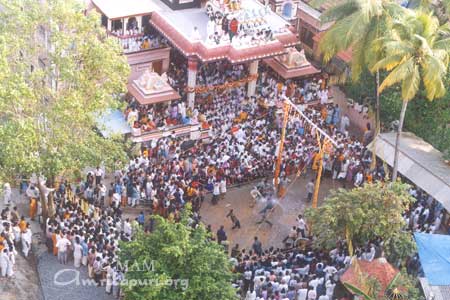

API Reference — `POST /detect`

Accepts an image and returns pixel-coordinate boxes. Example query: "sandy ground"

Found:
[200,171,342,250]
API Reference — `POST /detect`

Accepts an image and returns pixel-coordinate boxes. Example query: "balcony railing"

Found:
[107,30,169,54]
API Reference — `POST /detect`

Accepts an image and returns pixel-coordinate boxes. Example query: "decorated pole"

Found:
[312,133,325,209]
[186,57,198,109]
[274,101,290,188]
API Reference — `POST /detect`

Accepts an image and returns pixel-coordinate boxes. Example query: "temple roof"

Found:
[128,70,180,105]
[91,0,159,19]
[150,0,298,63]
[263,48,321,79]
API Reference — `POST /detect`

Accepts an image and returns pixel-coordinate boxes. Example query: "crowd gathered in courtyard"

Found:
[0,54,448,300]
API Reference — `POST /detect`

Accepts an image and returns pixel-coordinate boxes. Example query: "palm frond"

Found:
[422,55,448,100]
[320,1,359,23]
[371,53,405,72]
[378,57,414,93]
[434,38,450,51]
[400,63,420,101]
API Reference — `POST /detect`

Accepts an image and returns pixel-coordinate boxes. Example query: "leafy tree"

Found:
[371,10,450,180]
[420,0,450,24]
[318,0,405,134]
[118,207,237,300]
[305,182,415,263]
[343,70,450,159]
[0,0,130,219]
[383,231,417,268]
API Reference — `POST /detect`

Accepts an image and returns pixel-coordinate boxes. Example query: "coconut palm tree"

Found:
[318,0,406,135]
[371,10,450,180]
[421,0,450,25]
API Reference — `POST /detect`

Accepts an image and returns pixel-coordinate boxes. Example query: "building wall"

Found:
[126,47,171,82]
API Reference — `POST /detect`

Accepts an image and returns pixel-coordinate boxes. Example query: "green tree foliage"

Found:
[305,182,416,263]
[0,0,130,216]
[343,71,450,159]
[319,0,404,82]
[118,208,237,300]
[420,0,450,24]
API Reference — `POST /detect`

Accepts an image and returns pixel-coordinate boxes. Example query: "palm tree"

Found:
[371,10,450,180]
[318,0,406,135]
[421,0,450,24]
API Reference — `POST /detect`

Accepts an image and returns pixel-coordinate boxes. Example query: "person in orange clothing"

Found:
[366,171,373,184]
[29,197,37,221]
[0,234,5,252]
[52,229,59,256]
[18,216,27,232]
[321,105,328,120]
[26,184,40,221]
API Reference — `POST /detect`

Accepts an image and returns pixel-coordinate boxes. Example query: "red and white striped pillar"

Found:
[247,60,259,97]
[187,57,198,109]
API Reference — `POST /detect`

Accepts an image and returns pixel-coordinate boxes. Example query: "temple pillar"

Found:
[247,60,259,97]
[123,18,128,35]
[187,57,198,109]
[107,19,112,32]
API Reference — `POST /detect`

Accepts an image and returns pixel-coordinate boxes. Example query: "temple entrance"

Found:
[152,60,163,75]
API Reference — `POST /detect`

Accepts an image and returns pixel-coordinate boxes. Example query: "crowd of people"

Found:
[114,33,168,54]
[125,99,193,135]
[1,56,448,300]
[123,60,250,135]
[108,18,169,53]
[229,182,446,300]
[0,204,32,279]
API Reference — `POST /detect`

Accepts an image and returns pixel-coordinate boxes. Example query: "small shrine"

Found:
[263,47,321,79]
[128,69,181,105]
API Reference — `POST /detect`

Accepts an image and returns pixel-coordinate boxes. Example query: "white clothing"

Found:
[21,229,32,257]
[3,184,12,206]
[245,290,256,300]
[0,251,10,277]
[73,243,83,268]
[105,265,113,293]
[220,179,227,194]
[56,237,71,252]
[326,280,335,298]
[297,288,308,300]
[124,221,132,237]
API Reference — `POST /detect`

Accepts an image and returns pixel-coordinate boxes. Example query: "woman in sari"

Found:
[29,197,37,221]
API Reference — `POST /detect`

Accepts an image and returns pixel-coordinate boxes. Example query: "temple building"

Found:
[89,0,321,141]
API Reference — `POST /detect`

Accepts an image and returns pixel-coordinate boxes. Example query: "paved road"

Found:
[37,252,115,300]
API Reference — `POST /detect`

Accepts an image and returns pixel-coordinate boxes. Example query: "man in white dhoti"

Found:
[3,183,12,206]
[21,225,32,257]
[0,248,10,277]
[7,246,16,277]
[73,237,83,268]
[105,262,114,294]
[56,233,71,265]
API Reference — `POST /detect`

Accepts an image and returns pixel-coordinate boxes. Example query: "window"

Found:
[300,27,314,49]
[101,14,108,27]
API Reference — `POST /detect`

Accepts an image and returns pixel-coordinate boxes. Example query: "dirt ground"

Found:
[199,171,343,250]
